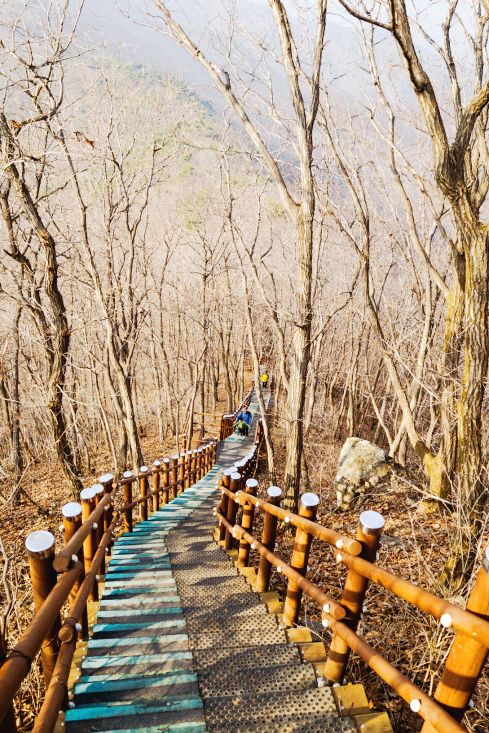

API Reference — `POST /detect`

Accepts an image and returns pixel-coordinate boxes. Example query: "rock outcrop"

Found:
[335,437,403,510]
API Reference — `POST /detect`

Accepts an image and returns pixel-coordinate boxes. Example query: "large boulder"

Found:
[335,437,402,510]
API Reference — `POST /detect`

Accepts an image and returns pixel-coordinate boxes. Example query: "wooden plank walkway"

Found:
[66,387,355,733]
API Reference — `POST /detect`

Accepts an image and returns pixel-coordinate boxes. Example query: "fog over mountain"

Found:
[79,0,366,115]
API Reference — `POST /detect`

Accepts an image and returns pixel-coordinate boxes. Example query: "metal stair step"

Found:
[193,643,300,671]
[186,612,277,634]
[198,662,317,697]
[203,688,349,730]
[188,628,286,649]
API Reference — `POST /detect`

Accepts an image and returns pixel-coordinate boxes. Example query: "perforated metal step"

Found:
[193,643,300,672]
[199,662,317,697]
[189,627,287,649]
[204,688,354,730]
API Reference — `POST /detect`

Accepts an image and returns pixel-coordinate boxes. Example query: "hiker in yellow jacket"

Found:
[261,373,269,388]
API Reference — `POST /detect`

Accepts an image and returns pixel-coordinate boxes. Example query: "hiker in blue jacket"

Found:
[234,409,252,436]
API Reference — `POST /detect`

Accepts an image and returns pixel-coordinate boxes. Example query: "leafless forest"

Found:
[1,0,489,730]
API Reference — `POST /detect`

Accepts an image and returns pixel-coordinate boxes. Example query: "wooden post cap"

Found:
[172,455,179,460]
[267,486,282,499]
[223,468,235,477]
[62,502,82,520]
[80,488,96,502]
[92,483,104,495]
[99,473,114,483]
[139,466,149,473]
[231,472,241,481]
[360,510,385,536]
[25,530,55,559]
[300,492,320,509]
[154,460,161,466]
[163,458,170,464]
[246,479,259,489]
[123,471,133,478]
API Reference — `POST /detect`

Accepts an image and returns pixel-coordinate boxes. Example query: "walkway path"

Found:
[66,388,355,733]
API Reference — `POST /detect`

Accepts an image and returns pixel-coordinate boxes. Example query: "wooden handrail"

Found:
[335,548,489,647]
[53,491,114,571]
[0,562,83,724]
[231,489,362,555]
[1,434,220,731]
[218,475,489,733]
[230,518,466,733]
[326,615,466,733]
[218,513,345,619]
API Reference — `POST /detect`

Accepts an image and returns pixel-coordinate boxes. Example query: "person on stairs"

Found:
[261,372,269,388]
[234,409,252,436]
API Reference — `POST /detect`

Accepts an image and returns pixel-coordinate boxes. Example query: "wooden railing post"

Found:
[197,448,203,480]
[201,446,207,476]
[256,487,283,592]
[282,492,320,627]
[170,456,178,499]
[25,531,60,688]
[153,461,161,512]
[92,483,105,571]
[80,487,98,601]
[139,466,149,521]
[122,471,133,533]
[178,452,186,495]
[420,545,489,730]
[62,502,88,638]
[183,452,190,489]
[190,450,197,485]
[324,509,384,684]
[224,472,241,550]
[218,468,234,541]
[162,458,170,504]
[99,473,114,553]
[238,478,259,567]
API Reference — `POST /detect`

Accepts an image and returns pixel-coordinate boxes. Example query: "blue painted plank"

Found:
[66,697,202,720]
[97,607,182,618]
[99,723,205,733]
[82,652,192,668]
[93,619,186,633]
[104,579,176,588]
[105,571,173,580]
[88,633,188,648]
[102,588,178,597]
[75,671,197,694]
[80,667,192,683]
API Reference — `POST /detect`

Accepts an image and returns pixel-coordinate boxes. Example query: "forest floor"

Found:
[1,389,488,732]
